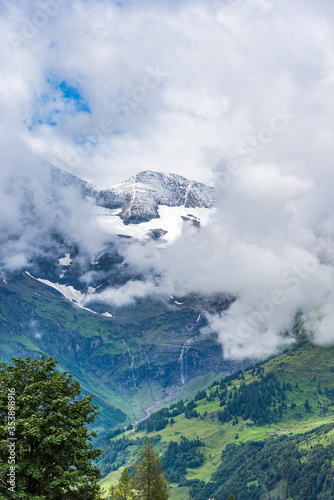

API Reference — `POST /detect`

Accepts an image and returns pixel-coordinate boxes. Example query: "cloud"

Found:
[0,165,107,270]
[117,157,334,358]
[2,0,334,358]
[2,0,333,184]
[84,280,159,308]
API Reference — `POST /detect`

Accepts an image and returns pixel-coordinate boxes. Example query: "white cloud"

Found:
[84,280,159,308]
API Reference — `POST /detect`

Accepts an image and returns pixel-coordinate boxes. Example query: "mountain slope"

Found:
[0,271,239,435]
[97,340,334,499]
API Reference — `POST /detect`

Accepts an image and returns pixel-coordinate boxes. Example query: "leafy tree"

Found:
[133,438,169,499]
[227,495,235,500]
[113,467,136,499]
[0,355,102,499]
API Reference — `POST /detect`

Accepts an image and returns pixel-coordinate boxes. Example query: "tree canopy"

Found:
[0,355,102,499]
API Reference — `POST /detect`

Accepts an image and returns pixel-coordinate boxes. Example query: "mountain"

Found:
[49,165,216,224]
[0,167,235,437]
[21,165,217,307]
[97,339,334,499]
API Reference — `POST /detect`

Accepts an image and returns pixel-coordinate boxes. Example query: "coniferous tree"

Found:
[133,438,169,499]
[227,495,235,500]
[113,467,136,499]
[305,399,311,412]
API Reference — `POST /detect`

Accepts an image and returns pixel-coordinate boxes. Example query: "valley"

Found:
[97,341,334,499]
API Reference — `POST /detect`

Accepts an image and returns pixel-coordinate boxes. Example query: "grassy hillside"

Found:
[98,341,334,499]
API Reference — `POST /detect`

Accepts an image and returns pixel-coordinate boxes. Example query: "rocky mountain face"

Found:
[50,165,216,224]
[0,166,241,434]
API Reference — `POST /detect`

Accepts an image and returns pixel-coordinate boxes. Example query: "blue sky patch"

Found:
[28,77,91,129]
[57,80,91,113]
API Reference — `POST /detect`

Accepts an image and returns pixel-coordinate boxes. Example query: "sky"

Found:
[2,0,334,359]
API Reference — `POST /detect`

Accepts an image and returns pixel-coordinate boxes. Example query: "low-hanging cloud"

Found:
[119,163,334,359]
[84,280,160,309]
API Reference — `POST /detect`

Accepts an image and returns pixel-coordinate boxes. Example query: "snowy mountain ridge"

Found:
[49,165,216,225]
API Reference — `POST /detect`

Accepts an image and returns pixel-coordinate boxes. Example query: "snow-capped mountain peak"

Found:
[90,169,215,224]
[50,166,215,222]
[49,166,216,242]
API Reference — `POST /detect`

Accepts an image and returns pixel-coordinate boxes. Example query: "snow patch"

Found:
[25,272,97,315]
[0,271,7,283]
[58,253,72,266]
[95,205,214,245]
